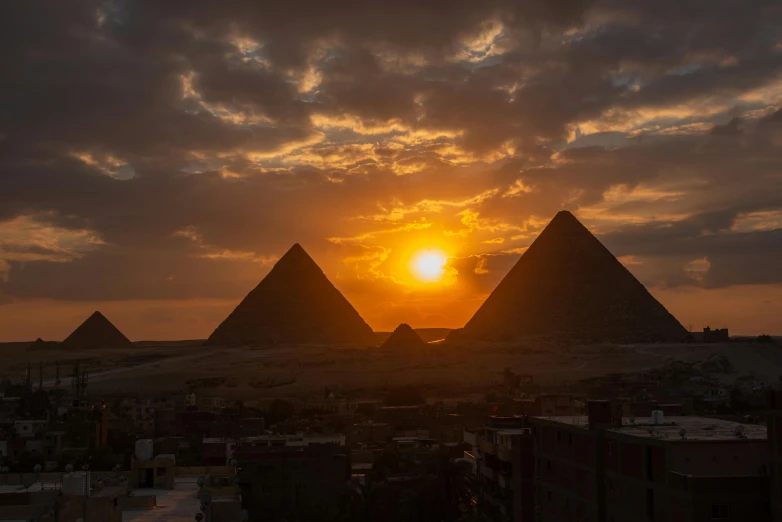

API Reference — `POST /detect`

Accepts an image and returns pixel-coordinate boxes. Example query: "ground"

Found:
[2,339,781,400]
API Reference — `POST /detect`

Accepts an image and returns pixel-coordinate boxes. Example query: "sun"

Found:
[410,249,448,283]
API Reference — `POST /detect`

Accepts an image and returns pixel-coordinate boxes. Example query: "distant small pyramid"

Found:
[27,338,57,351]
[381,324,427,349]
[206,244,374,346]
[61,311,132,350]
[452,211,689,343]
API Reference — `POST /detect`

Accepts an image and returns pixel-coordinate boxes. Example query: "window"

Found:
[261,485,273,494]
[710,504,731,520]
[547,460,551,471]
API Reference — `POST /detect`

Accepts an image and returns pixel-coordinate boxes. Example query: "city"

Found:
[2,0,782,521]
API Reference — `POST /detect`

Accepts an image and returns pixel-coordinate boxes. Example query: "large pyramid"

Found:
[380,323,427,349]
[452,211,689,343]
[61,311,132,349]
[206,244,374,346]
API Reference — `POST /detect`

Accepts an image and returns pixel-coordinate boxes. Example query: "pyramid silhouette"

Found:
[380,323,427,349]
[452,211,689,343]
[27,337,58,351]
[206,244,374,346]
[61,311,132,349]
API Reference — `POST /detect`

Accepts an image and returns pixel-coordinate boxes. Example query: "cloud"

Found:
[0,0,781,337]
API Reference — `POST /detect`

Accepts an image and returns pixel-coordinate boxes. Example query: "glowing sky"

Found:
[1,0,781,340]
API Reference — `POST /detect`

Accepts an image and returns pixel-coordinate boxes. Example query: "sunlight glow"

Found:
[410,249,448,283]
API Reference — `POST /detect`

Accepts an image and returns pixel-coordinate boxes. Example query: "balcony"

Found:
[480,464,497,481]
[498,474,512,489]
[497,445,513,463]
[479,438,497,456]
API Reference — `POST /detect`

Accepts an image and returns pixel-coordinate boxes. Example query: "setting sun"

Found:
[410,249,448,283]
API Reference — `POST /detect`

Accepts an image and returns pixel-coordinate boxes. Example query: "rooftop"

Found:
[532,416,767,441]
[122,478,200,521]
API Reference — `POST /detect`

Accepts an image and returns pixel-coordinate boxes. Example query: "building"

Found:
[236,443,350,521]
[203,433,346,466]
[767,390,782,521]
[303,391,359,415]
[347,421,393,446]
[530,401,770,522]
[693,326,730,343]
[471,416,534,522]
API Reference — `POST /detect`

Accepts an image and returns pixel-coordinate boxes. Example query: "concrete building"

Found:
[236,443,350,521]
[530,401,770,522]
[767,390,782,522]
[524,394,579,417]
[303,393,359,415]
[203,433,346,466]
[470,416,534,522]
[693,326,730,343]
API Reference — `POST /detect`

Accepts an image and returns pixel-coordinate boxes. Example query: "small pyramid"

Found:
[61,311,132,350]
[380,324,427,349]
[28,338,51,351]
[206,244,374,345]
[452,211,689,343]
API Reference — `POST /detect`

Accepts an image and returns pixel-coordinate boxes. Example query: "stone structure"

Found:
[206,243,374,346]
[451,211,689,343]
[61,311,131,350]
[380,323,427,349]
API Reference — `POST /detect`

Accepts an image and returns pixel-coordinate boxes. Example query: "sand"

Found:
[2,339,780,400]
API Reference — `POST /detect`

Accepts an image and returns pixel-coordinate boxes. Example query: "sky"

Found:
[1,0,781,341]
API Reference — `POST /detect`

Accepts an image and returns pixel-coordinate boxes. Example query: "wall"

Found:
[57,496,122,522]
[175,465,235,477]
[0,504,50,519]
[211,499,242,522]
[118,495,157,510]
[666,441,768,476]
[532,421,600,522]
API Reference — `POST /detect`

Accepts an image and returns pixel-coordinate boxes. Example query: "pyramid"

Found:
[27,337,59,351]
[452,211,689,343]
[61,311,132,349]
[206,244,374,346]
[380,323,428,349]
